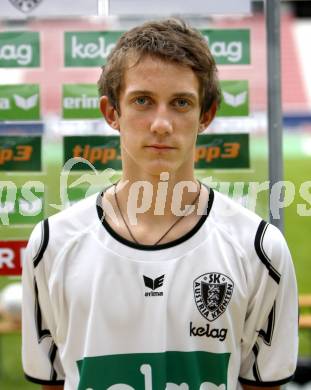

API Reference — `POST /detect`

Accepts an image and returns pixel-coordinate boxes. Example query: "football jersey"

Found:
[22,183,298,390]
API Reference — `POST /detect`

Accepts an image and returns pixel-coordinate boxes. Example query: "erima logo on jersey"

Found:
[143,275,164,297]
[193,273,234,322]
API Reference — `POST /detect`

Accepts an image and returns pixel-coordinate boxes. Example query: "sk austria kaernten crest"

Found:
[193,273,234,322]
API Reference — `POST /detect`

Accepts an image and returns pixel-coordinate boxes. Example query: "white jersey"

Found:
[22,184,298,390]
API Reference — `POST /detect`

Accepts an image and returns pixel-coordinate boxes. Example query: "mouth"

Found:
[145,144,176,150]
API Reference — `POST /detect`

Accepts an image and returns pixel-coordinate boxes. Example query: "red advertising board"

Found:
[0,241,27,276]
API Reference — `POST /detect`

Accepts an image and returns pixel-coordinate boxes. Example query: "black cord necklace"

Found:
[114,181,202,245]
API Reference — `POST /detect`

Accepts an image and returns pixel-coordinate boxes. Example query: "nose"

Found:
[150,106,173,135]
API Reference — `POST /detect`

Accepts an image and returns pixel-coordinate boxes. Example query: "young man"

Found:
[22,19,298,390]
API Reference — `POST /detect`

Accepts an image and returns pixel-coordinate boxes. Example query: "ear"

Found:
[99,96,120,131]
[198,101,217,133]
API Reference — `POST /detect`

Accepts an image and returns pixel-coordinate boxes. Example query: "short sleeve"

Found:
[22,219,65,385]
[239,222,299,386]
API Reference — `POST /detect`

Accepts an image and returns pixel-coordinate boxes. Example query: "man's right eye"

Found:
[134,96,150,106]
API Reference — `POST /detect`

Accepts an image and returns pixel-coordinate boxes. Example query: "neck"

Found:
[114,173,201,226]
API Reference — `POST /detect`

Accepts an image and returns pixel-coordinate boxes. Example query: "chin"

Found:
[143,161,180,177]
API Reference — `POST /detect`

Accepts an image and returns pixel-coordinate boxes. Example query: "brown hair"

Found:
[98,18,221,115]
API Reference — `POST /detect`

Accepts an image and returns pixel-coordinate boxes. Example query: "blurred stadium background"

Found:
[0,1,311,389]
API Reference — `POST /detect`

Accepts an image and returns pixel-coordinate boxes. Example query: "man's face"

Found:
[106,56,214,178]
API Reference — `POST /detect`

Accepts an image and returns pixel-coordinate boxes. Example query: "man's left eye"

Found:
[174,99,190,108]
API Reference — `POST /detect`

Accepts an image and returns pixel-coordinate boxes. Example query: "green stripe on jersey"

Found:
[77,351,230,390]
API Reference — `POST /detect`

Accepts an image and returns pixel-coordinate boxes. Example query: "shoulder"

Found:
[48,192,99,237]
[27,192,100,265]
[209,189,263,245]
[209,189,291,272]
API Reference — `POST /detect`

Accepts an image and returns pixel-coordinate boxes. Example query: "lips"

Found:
[146,144,175,149]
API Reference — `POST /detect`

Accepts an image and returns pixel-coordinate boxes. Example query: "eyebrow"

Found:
[171,92,198,101]
[126,90,198,101]
[126,90,153,98]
